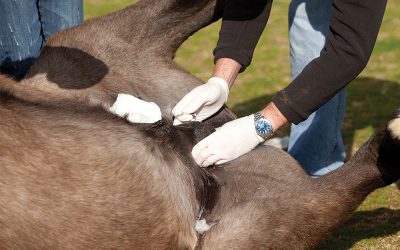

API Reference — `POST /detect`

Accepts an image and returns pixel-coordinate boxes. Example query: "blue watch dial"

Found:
[254,112,274,140]
[255,119,272,134]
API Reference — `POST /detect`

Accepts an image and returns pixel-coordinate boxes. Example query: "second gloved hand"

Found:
[172,77,229,125]
[192,114,264,167]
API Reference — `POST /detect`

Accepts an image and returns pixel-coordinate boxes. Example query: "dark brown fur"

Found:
[0,0,399,249]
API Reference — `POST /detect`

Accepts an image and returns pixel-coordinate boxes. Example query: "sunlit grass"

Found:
[84,0,134,19]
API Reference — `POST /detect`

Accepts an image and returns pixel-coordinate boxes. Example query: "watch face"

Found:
[255,118,272,134]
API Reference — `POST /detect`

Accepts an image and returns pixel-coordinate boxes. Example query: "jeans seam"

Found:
[36,0,45,49]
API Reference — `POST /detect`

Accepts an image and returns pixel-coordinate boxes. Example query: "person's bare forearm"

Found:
[213,58,289,132]
[260,102,289,132]
[213,58,241,88]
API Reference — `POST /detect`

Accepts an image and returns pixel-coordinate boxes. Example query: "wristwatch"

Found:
[254,112,274,140]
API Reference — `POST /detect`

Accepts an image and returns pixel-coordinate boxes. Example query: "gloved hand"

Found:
[108,94,162,123]
[192,114,264,167]
[172,77,229,125]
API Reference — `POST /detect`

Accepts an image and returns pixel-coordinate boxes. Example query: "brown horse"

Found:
[0,0,399,249]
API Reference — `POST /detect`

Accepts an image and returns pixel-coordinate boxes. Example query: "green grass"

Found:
[84,0,400,248]
[84,0,134,18]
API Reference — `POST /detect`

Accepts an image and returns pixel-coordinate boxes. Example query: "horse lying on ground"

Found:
[0,0,399,249]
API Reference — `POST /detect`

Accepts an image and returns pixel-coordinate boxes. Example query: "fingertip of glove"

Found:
[173,119,182,126]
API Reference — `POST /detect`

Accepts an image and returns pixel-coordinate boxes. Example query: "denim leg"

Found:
[288,0,346,176]
[38,0,83,41]
[0,0,43,79]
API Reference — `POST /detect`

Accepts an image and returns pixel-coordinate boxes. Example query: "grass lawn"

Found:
[84,0,400,248]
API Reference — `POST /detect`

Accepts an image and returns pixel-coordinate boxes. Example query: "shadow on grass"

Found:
[231,77,400,154]
[318,208,400,249]
[343,77,400,155]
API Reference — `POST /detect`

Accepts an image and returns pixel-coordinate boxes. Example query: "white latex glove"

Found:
[172,77,229,125]
[192,114,264,167]
[108,94,162,123]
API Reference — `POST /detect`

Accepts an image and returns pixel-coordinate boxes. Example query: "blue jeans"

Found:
[0,0,83,79]
[288,0,346,176]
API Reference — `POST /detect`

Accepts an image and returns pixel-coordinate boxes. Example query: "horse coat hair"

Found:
[0,0,399,249]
